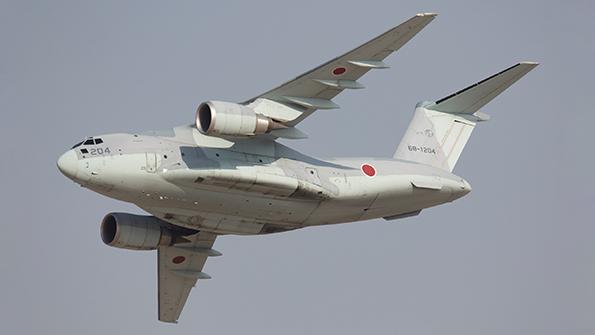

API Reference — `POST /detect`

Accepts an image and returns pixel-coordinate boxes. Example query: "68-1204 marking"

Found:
[407,145,436,154]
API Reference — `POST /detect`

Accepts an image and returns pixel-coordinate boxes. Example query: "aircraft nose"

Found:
[57,150,79,179]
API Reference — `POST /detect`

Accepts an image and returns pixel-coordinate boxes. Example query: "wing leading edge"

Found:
[244,13,437,126]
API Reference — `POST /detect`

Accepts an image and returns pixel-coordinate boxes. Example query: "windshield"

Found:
[72,137,104,149]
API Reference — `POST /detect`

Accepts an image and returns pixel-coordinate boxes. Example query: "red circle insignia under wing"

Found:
[332,67,347,75]
[172,256,186,264]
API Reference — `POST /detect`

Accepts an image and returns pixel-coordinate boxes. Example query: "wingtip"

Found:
[159,318,179,324]
[416,12,438,17]
[520,61,539,66]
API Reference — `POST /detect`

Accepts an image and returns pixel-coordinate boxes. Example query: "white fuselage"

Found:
[57,126,470,235]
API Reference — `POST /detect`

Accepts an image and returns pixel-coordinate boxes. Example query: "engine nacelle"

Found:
[196,100,283,136]
[100,213,173,250]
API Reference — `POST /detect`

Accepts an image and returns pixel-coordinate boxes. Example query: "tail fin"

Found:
[394,62,538,171]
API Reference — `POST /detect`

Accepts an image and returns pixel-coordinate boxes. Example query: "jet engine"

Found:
[196,100,284,136]
[100,213,173,250]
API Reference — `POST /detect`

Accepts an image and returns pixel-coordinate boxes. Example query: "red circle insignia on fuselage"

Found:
[332,67,347,75]
[172,256,186,264]
[361,164,376,177]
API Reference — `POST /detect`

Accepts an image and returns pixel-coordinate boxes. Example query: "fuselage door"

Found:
[146,153,160,173]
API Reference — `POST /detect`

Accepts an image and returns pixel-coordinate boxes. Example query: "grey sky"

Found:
[1,0,594,334]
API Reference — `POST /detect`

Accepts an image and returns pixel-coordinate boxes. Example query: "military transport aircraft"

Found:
[57,13,537,323]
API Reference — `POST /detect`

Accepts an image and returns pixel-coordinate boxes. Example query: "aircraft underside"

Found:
[134,162,468,235]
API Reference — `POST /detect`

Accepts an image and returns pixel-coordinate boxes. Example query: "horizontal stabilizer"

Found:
[428,62,538,114]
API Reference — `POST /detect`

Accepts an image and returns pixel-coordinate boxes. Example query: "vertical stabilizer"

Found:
[394,62,538,171]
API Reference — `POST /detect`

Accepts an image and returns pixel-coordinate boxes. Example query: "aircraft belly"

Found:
[137,186,320,235]
[80,145,465,234]
[358,175,462,220]
[163,166,333,200]
[305,173,456,224]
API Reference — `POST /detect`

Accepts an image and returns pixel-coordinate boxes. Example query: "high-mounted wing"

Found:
[244,13,437,126]
[158,231,220,323]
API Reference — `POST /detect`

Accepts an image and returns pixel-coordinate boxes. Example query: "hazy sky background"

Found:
[1,0,594,334]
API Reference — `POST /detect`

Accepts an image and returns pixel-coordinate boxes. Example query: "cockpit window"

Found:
[73,137,103,148]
